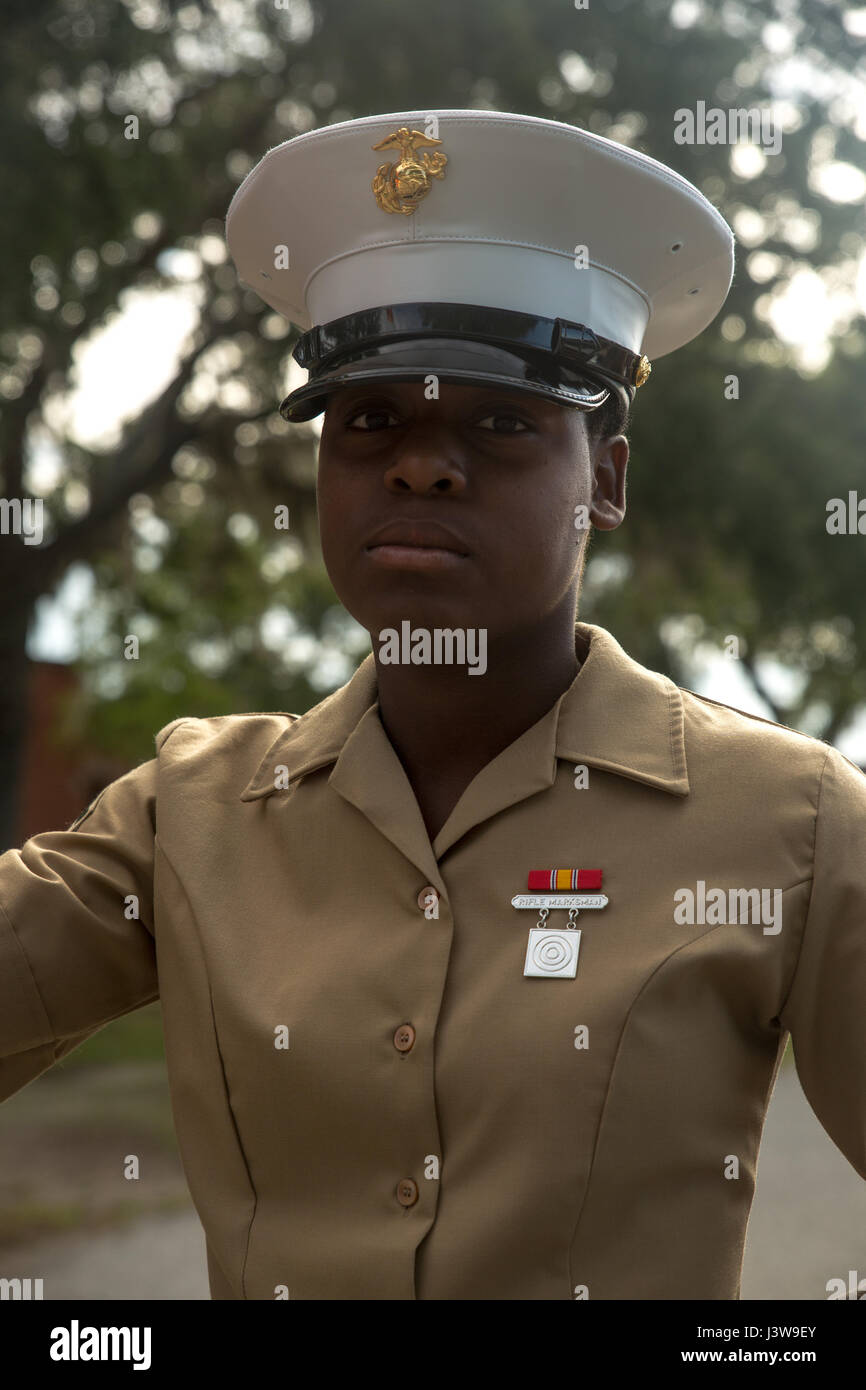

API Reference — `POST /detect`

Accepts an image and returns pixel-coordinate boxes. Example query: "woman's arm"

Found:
[779,745,866,1181]
[0,727,182,1102]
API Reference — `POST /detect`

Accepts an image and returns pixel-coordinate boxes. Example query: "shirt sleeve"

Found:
[779,744,866,1180]
[0,722,184,1103]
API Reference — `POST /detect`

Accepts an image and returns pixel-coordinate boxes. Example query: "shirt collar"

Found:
[239,621,689,803]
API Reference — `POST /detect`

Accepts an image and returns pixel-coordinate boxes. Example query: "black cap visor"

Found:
[279,338,612,423]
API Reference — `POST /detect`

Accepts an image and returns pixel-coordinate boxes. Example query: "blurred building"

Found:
[15,660,131,844]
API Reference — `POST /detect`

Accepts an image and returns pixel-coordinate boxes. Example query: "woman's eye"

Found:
[346,408,398,431]
[476,414,530,433]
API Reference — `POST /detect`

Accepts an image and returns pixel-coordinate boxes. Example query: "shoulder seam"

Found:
[154,712,301,755]
[678,685,827,743]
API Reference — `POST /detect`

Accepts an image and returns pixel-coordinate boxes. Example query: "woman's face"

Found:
[316,380,627,644]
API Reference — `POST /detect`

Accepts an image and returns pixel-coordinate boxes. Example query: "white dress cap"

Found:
[226,109,735,418]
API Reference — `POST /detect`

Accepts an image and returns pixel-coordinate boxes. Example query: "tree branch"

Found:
[738,652,786,725]
[16,319,226,601]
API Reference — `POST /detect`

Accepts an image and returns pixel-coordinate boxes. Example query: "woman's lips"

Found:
[364,543,468,571]
[363,520,470,571]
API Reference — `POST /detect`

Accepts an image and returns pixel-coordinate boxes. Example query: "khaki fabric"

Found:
[1,622,864,1299]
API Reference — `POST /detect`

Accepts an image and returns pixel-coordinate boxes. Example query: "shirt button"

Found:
[397,1178,419,1207]
[393,1024,416,1053]
[417,885,440,914]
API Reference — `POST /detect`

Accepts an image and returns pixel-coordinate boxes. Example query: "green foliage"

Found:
[54,1000,166,1066]
[587,345,866,738]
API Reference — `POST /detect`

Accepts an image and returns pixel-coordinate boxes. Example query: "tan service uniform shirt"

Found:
[1,622,864,1300]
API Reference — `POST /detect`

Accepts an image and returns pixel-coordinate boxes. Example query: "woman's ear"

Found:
[589,435,628,531]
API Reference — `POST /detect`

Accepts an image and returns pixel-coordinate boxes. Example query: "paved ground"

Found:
[1,1060,864,1299]
[740,1062,866,1300]
[2,1209,210,1299]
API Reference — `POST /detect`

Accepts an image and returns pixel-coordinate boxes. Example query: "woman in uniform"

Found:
[1,110,864,1301]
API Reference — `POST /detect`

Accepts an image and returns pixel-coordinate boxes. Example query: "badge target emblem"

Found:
[524,927,581,979]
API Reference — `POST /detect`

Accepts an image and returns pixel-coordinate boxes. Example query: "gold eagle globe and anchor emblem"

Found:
[371,127,448,215]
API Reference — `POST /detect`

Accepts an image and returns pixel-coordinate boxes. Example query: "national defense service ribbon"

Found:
[527,869,602,892]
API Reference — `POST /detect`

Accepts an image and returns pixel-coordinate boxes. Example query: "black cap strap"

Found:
[292,302,651,393]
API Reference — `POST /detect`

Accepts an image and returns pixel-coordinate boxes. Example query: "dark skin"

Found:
[317,380,629,841]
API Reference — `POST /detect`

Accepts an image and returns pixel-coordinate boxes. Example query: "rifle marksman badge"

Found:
[512,870,608,978]
[371,127,448,215]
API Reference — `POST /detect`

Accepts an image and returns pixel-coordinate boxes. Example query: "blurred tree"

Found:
[0,0,864,845]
